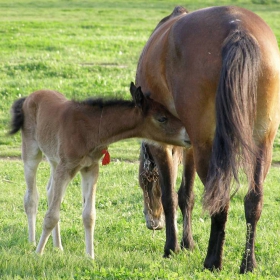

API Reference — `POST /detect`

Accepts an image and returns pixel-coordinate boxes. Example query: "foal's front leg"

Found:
[80,163,99,259]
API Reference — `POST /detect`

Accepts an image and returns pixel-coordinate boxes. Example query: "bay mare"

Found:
[136,6,280,273]
[9,82,189,259]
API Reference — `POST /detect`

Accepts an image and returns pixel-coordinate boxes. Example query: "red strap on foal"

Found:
[101,149,111,165]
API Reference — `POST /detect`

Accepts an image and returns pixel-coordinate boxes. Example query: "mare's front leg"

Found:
[240,143,272,273]
[80,163,99,259]
[149,144,180,257]
[36,163,73,255]
[22,138,42,246]
[178,147,195,250]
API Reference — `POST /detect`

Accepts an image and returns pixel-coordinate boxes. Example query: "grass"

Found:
[0,0,280,279]
[1,160,280,279]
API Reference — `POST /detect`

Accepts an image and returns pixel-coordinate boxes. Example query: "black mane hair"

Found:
[75,97,136,109]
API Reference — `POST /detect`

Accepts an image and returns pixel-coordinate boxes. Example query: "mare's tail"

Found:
[9,97,26,135]
[203,29,261,215]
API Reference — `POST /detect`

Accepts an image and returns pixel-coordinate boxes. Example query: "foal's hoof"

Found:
[86,253,94,260]
[28,239,36,247]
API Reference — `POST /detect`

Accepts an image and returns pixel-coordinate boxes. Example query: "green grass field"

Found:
[1,0,280,279]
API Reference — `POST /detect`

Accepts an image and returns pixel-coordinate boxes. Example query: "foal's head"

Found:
[130,82,189,147]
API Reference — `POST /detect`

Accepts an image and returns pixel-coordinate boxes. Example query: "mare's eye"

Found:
[157,116,167,123]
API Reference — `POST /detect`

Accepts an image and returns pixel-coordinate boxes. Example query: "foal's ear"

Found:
[130,82,144,108]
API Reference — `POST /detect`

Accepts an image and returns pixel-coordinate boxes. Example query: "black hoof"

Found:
[240,262,255,274]
[204,260,222,272]
[180,239,195,251]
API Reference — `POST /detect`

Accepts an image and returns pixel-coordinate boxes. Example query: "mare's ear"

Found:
[130,82,144,108]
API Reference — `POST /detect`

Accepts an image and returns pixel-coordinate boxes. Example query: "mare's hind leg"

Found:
[80,163,99,259]
[194,144,229,271]
[203,165,229,270]
[36,163,73,255]
[204,206,229,270]
[240,142,272,273]
[22,139,42,245]
[178,147,195,250]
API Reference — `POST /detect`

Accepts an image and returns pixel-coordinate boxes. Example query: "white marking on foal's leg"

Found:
[80,164,99,259]
[52,221,63,251]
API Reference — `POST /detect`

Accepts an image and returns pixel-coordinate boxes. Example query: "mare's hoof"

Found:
[163,246,180,258]
[240,254,256,274]
[180,239,195,251]
[240,262,255,274]
[204,266,221,273]
[163,253,172,258]
[204,259,222,272]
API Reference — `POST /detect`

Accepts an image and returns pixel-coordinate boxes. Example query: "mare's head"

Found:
[138,143,165,230]
[139,144,182,230]
[130,82,189,147]
[140,167,165,230]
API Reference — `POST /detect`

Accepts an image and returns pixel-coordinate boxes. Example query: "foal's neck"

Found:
[97,105,144,145]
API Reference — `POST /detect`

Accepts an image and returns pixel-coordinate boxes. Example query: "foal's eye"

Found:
[157,116,167,123]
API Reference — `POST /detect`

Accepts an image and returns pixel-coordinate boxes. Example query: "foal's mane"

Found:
[77,98,136,109]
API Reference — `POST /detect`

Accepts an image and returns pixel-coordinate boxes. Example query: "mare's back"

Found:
[137,6,280,137]
[167,6,280,133]
[137,6,280,103]
[168,6,279,83]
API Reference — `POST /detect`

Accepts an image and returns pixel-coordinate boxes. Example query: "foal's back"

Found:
[23,89,67,129]
[22,90,71,160]
[23,90,104,163]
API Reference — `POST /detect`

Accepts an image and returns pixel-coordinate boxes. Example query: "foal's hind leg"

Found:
[22,139,42,245]
[178,147,195,250]
[240,142,272,273]
[45,161,63,250]
[80,163,99,259]
[36,163,73,255]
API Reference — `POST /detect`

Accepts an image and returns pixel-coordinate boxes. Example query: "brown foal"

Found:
[9,82,189,258]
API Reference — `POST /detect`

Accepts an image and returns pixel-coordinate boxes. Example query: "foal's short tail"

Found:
[9,97,26,135]
[203,29,261,215]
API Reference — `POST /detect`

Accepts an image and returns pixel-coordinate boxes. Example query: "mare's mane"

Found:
[154,6,188,31]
